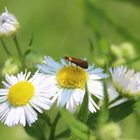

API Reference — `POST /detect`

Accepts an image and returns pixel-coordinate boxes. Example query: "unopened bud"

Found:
[120,42,136,59]
[112,58,126,66]
[2,57,21,75]
[111,44,122,58]
[24,50,43,70]
[99,122,121,140]
[0,8,20,37]
[94,57,106,67]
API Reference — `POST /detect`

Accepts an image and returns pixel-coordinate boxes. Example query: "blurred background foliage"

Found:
[0,0,140,139]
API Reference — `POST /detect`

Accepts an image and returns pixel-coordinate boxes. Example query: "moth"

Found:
[64,56,88,69]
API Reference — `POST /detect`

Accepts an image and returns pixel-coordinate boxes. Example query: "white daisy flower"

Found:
[37,56,108,113]
[107,84,128,107]
[110,66,140,98]
[0,8,19,37]
[0,71,52,127]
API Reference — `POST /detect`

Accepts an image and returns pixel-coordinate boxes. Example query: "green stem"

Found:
[55,129,71,139]
[77,82,89,122]
[48,112,61,140]
[0,38,12,56]
[13,35,22,57]
[40,113,52,127]
[28,33,34,47]
[109,95,122,106]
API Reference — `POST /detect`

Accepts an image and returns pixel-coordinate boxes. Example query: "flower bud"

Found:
[2,57,21,75]
[120,42,136,59]
[112,58,126,66]
[94,57,106,67]
[111,42,136,60]
[111,44,122,58]
[99,122,121,140]
[0,8,19,37]
[24,50,43,70]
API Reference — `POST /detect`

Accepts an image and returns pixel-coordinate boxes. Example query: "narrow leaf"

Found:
[109,98,140,122]
[87,98,140,130]
[55,129,71,139]
[24,117,46,140]
[78,82,89,122]
[28,33,34,47]
[0,37,12,56]
[61,109,91,140]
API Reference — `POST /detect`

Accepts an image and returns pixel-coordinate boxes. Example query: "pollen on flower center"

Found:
[57,66,88,89]
[8,81,34,106]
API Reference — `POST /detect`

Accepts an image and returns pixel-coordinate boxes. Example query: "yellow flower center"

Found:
[8,81,34,106]
[57,66,88,89]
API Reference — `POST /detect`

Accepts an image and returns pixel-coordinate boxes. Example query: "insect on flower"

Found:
[64,56,88,69]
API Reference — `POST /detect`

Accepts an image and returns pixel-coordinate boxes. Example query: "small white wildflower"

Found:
[38,56,108,113]
[110,66,140,98]
[0,8,19,37]
[0,71,52,127]
[107,84,128,107]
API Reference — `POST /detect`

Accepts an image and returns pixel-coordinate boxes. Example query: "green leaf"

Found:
[61,109,91,140]
[0,37,12,56]
[24,117,46,140]
[86,74,109,130]
[87,98,140,130]
[39,112,52,127]
[78,82,89,123]
[48,112,61,140]
[109,98,140,122]
[135,98,140,110]
[55,129,71,139]
[87,112,99,130]
[28,33,34,47]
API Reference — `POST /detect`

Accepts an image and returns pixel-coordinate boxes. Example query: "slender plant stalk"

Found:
[109,95,122,106]
[48,112,61,140]
[28,33,34,47]
[40,113,52,127]
[55,129,71,139]
[12,35,22,57]
[0,38,12,56]
[77,82,89,122]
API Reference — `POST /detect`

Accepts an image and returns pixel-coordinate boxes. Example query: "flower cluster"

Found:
[1,55,140,127]
[0,8,140,131]
[0,56,108,127]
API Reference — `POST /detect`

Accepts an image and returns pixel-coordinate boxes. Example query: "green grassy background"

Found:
[0,0,140,139]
